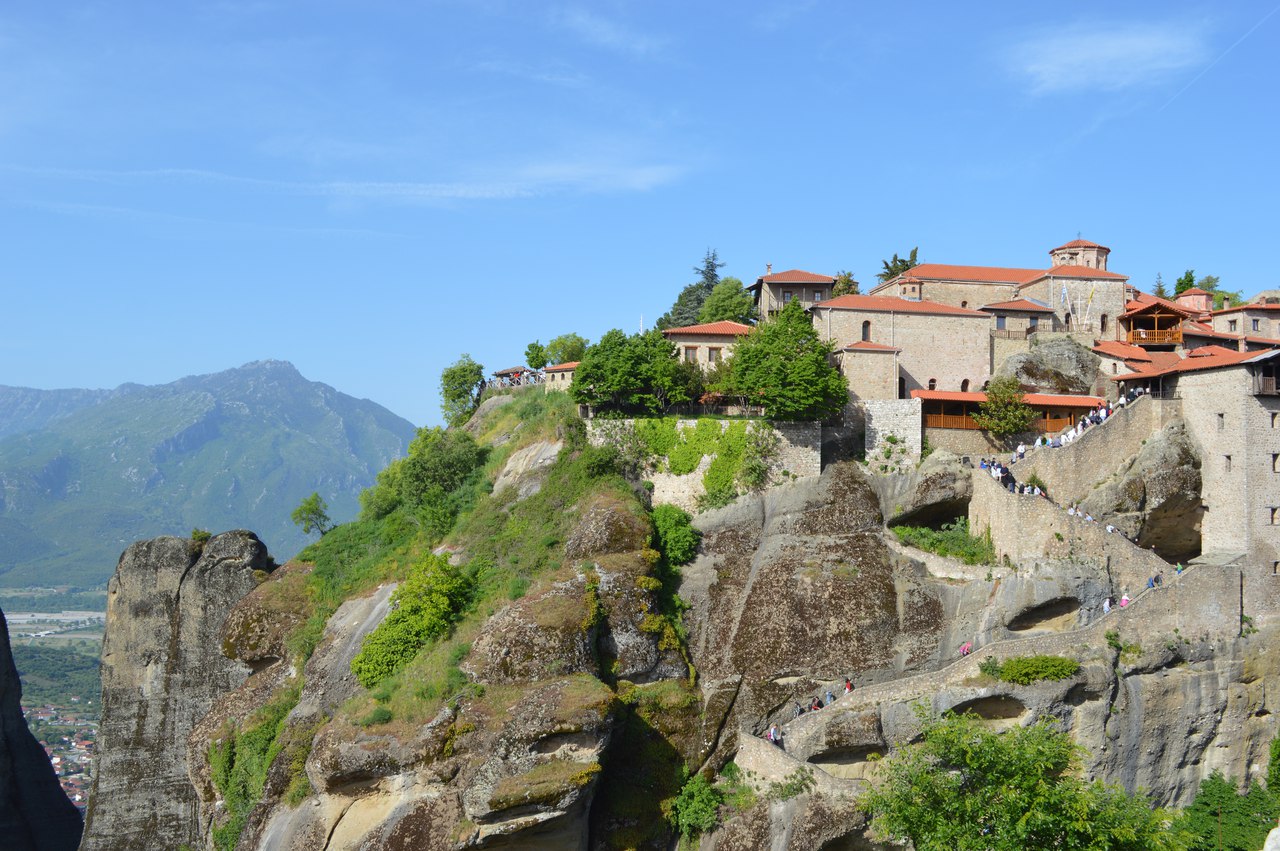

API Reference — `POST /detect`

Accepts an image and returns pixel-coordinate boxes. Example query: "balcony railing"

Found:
[1127,328,1182,345]
[923,414,1075,432]
[1256,376,1280,396]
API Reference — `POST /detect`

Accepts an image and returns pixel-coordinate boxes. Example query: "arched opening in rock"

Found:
[949,695,1027,730]
[1007,597,1080,633]
[808,745,885,781]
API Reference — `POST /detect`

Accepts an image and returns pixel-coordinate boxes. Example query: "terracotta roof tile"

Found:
[1112,348,1278,381]
[1092,341,1153,362]
[814,294,990,317]
[756,269,835,284]
[981,298,1055,313]
[545,361,579,372]
[910,389,1103,407]
[661,320,754,336]
[1052,238,1108,251]
[1178,287,1212,296]
[841,341,900,352]
[1036,264,1129,280]
[895,264,1043,285]
[1212,302,1280,315]
[1188,345,1237,358]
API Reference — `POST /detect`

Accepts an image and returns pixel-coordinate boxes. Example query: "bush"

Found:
[670,773,722,839]
[890,518,996,565]
[398,427,485,508]
[359,706,393,727]
[652,505,701,566]
[350,553,476,688]
[987,655,1081,685]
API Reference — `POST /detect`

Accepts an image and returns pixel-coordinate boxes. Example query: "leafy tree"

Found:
[546,332,589,365]
[1178,771,1277,851]
[571,329,700,414]
[651,504,701,565]
[291,492,333,536]
[1152,273,1169,300]
[877,247,919,283]
[398,427,484,508]
[524,340,549,370]
[972,375,1037,437]
[670,773,723,839]
[832,270,859,297]
[1175,269,1198,295]
[725,300,847,421]
[863,710,1189,851]
[698,276,757,324]
[657,249,725,329]
[1174,270,1242,309]
[440,353,485,428]
[571,329,644,411]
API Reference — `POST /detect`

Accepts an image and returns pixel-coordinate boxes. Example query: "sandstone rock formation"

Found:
[872,449,972,527]
[81,531,273,851]
[997,336,1101,395]
[0,608,82,851]
[1079,419,1203,560]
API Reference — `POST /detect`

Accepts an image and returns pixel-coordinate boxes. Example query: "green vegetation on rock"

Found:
[651,505,700,566]
[1178,770,1278,851]
[977,654,1081,685]
[890,518,996,565]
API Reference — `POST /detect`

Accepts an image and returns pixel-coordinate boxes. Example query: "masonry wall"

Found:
[1012,396,1180,505]
[860,398,922,467]
[1211,308,1278,338]
[923,427,1035,458]
[990,333,1030,376]
[544,370,574,392]
[839,349,897,400]
[667,333,740,370]
[890,280,1016,310]
[816,309,991,394]
[1019,278,1127,336]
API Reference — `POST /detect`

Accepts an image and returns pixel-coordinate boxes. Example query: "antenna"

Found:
[639,314,645,334]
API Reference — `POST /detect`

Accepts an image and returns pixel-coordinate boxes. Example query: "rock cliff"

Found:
[997,336,1101,395]
[81,531,273,851]
[0,608,82,851]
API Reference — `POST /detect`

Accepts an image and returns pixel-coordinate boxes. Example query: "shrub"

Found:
[359,706,393,727]
[890,519,996,565]
[670,773,722,839]
[398,427,485,508]
[652,505,701,566]
[992,655,1081,685]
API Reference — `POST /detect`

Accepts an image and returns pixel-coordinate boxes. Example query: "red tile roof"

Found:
[545,361,579,372]
[661,320,754,336]
[1112,348,1278,381]
[1212,302,1280,315]
[895,264,1043,285]
[1188,345,1237,358]
[1052,238,1108,251]
[1121,296,1197,319]
[756,269,835,284]
[814,294,990,317]
[1178,287,1212,296]
[1092,341,1153,362]
[981,298,1055,313]
[911,389,1103,407]
[841,340,900,352]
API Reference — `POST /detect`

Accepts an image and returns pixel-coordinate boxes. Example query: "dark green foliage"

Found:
[670,773,722,839]
[525,340,549,370]
[864,710,1189,850]
[546,332,589,366]
[725,300,846,421]
[12,643,101,713]
[657,249,725,330]
[972,375,1037,437]
[359,706,394,727]
[440,353,486,427]
[1269,734,1280,794]
[984,655,1081,685]
[1175,270,1197,294]
[291,492,333,536]
[0,590,106,611]
[398,428,484,508]
[1173,270,1241,309]
[191,528,212,546]
[1152,273,1169,300]
[571,330,701,415]
[890,518,996,565]
[350,553,476,688]
[832,270,859,297]
[209,683,301,851]
[877,247,919,282]
[651,505,700,565]
[1179,771,1278,851]
[698,276,756,325]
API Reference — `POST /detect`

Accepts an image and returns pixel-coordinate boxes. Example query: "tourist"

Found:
[1154,572,1163,588]
[844,677,854,695]
[1103,597,1112,614]
[1175,562,1184,577]
[1120,593,1130,607]
[1146,576,1155,589]
[793,701,805,718]
[1016,442,1027,459]
[824,690,835,706]
[810,697,823,712]
[1106,524,1117,534]
[768,724,782,747]
[959,641,973,657]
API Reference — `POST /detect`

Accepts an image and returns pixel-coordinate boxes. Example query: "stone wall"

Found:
[991,333,1032,376]
[587,418,821,512]
[859,399,921,467]
[667,333,741,371]
[838,349,897,400]
[1013,396,1181,505]
[923,427,1035,458]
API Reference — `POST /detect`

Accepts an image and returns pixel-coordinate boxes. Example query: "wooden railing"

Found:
[1257,376,1279,396]
[924,414,1077,432]
[1127,328,1182,344]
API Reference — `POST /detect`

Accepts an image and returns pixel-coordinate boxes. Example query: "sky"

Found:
[3,1,1279,426]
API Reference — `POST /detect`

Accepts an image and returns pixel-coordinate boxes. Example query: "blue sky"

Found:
[3,1,1278,426]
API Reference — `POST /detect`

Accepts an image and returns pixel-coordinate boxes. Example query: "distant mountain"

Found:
[0,361,418,588]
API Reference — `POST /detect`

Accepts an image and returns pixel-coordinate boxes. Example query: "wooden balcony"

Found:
[923,414,1074,432]
[1126,328,1182,345]
[1256,376,1280,396]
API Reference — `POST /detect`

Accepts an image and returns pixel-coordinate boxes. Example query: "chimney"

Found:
[766,263,772,275]
[1223,296,1232,309]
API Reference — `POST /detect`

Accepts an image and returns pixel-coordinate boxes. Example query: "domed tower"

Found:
[1049,238,1110,270]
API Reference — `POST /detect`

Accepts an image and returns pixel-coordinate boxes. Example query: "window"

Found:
[960,301,968,308]
[1029,317,1039,331]
[1225,455,1232,472]
[1100,314,1109,334]
[996,315,1007,330]
[1273,412,1280,428]
[1273,561,1279,576]
[1217,413,1225,430]
[783,291,794,303]
[1272,507,1279,525]
[1254,319,1262,332]
[1112,363,1118,374]
[928,378,938,390]
[684,347,698,363]
[1229,319,1238,332]
[813,290,824,301]
[1065,313,1072,330]
[707,347,721,363]
[861,320,871,342]
[898,376,906,399]
[961,379,970,392]
[1273,453,1279,472]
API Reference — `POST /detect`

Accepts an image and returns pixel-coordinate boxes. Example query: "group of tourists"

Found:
[767,678,857,748]
[979,458,1046,497]
[1030,387,1149,449]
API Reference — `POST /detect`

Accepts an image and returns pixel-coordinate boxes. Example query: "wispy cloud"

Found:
[551,8,665,57]
[472,58,589,88]
[1,159,683,202]
[1011,22,1208,94]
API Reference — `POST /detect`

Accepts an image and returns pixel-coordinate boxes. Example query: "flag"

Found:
[1086,284,1096,306]
[1061,282,1068,307]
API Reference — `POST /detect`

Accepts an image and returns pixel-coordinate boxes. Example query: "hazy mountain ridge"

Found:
[0,361,417,587]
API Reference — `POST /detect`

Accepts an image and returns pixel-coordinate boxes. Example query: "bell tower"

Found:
[1049,238,1110,270]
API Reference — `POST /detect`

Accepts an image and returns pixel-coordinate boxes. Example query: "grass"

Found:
[890,518,996,566]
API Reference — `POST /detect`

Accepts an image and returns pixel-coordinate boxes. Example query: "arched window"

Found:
[1065,312,1072,330]
[960,300,968,308]
[1100,314,1109,334]
[861,320,871,342]
[898,376,906,399]
[961,379,970,392]
[928,378,937,390]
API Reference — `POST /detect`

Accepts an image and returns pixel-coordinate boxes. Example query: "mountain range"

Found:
[0,360,417,588]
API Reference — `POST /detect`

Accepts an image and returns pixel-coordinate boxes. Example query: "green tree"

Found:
[832,270,859,297]
[863,711,1189,851]
[697,276,756,324]
[1175,269,1198,295]
[1179,771,1277,851]
[972,375,1037,437]
[877,247,919,283]
[291,492,333,536]
[651,504,701,565]
[571,329,699,414]
[1174,270,1242,309]
[670,773,722,840]
[525,340,549,370]
[726,300,847,421]
[440,354,485,428]
[657,249,725,329]
[546,332,589,365]
[398,427,484,508]
[1152,273,1169,300]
